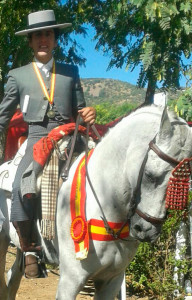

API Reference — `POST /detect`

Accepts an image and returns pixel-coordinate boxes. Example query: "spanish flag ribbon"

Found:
[70,150,129,260]
[70,150,94,260]
[32,60,56,105]
[88,219,129,241]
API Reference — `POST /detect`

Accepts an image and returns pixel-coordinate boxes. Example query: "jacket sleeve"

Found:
[71,66,86,120]
[0,72,19,133]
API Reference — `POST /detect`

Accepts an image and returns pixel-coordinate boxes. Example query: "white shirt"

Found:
[34,57,53,78]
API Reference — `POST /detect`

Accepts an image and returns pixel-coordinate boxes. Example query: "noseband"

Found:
[135,139,191,225]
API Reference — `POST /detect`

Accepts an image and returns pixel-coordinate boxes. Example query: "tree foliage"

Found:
[95,102,137,124]
[167,68,192,121]
[66,0,192,102]
[168,88,192,121]
[126,210,192,299]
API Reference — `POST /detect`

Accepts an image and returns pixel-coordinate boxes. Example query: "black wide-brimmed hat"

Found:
[15,10,72,36]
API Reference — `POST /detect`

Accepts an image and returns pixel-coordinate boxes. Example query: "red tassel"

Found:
[165,158,192,210]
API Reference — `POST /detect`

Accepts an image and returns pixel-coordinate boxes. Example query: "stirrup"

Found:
[24,254,40,279]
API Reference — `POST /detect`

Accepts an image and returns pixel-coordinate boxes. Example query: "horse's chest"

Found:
[93,242,127,267]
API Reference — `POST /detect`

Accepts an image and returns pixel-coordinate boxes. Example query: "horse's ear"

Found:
[157,107,173,142]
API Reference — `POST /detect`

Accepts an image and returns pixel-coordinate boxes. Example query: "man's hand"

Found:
[78,107,96,125]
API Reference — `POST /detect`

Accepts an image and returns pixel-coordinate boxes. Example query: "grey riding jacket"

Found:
[0,61,86,131]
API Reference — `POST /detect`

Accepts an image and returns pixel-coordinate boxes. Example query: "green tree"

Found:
[167,67,192,121]
[66,0,192,103]
[168,88,192,121]
[95,102,137,124]
[126,210,192,299]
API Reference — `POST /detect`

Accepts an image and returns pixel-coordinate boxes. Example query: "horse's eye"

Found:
[145,171,156,183]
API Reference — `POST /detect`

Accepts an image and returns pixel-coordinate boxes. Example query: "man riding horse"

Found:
[0,9,96,278]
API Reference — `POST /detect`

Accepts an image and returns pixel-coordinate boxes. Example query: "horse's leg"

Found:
[94,272,125,300]
[0,230,10,300]
[117,273,126,300]
[6,248,23,300]
[56,267,88,300]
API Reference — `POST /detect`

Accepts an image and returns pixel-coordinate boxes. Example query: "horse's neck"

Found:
[86,116,159,221]
[93,113,160,177]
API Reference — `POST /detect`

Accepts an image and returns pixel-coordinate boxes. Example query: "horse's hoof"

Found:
[24,254,40,279]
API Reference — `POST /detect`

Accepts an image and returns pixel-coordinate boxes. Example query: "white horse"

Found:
[0,105,192,300]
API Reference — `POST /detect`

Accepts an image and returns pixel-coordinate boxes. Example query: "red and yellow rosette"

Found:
[71,216,88,242]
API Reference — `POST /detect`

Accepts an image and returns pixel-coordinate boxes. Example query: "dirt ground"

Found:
[5,246,149,300]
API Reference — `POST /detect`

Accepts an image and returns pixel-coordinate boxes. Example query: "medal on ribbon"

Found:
[32,60,56,118]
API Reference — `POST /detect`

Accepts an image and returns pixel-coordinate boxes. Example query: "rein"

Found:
[61,115,102,181]
[60,115,126,240]
[149,141,180,166]
[84,124,128,240]
[61,114,81,181]
[58,115,117,236]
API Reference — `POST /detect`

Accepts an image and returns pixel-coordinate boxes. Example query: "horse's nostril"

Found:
[134,224,142,232]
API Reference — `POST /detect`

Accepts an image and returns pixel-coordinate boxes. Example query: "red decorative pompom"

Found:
[70,216,87,242]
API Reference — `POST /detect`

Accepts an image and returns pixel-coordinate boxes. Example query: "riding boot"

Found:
[13,220,41,252]
[13,220,41,278]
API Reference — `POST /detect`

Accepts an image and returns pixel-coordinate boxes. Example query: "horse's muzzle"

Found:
[129,213,162,243]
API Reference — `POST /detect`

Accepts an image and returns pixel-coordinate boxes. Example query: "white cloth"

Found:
[34,57,53,78]
[0,206,5,232]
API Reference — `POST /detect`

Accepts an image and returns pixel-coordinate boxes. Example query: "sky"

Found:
[70,25,191,88]
[70,25,140,86]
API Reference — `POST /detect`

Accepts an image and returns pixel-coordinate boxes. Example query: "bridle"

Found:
[135,138,187,225]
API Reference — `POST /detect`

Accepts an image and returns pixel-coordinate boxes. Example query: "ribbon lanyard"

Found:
[32,60,56,106]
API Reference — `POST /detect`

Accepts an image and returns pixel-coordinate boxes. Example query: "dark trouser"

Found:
[10,120,60,222]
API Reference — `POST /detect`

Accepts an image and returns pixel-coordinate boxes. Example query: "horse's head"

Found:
[129,107,192,242]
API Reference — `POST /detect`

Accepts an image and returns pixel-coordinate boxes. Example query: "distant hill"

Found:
[81,78,146,106]
[81,78,183,106]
